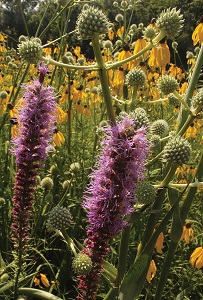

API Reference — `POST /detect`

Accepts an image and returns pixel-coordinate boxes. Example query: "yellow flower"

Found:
[117,25,125,39]
[155,232,164,254]
[189,246,203,268]
[34,273,50,289]
[146,260,157,283]
[185,123,197,138]
[117,44,132,70]
[108,29,114,41]
[192,16,203,45]
[180,222,194,244]
[53,129,65,147]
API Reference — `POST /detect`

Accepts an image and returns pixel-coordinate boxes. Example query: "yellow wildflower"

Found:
[189,246,203,269]
[146,260,157,283]
[192,16,203,45]
[180,222,194,244]
[53,129,65,147]
[34,273,50,289]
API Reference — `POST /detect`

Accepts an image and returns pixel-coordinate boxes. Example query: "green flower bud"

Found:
[0,273,10,282]
[156,8,184,39]
[0,91,8,99]
[191,89,203,112]
[90,86,98,94]
[143,26,156,40]
[50,165,60,176]
[115,40,122,47]
[70,162,81,173]
[46,206,73,231]
[168,93,179,106]
[77,58,85,65]
[150,119,169,136]
[149,134,160,146]
[129,108,150,130]
[115,14,123,22]
[113,1,119,7]
[135,180,156,205]
[121,1,128,9]
[40,177,54,190]
[75,5,110,40]
[103,40,113,49]
[0,197,5,208]
[157,75,178,95]
[45,193,53,203]
[125,67,146,87]
[162,135,191,165]
[62,180,71,190]
[72,253,93,275]
[18,37,43,64]
[62,55,74,64]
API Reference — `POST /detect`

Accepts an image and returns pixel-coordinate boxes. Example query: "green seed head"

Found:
[157,75,178,95]
[70,162,81,173]
[46,206,73,232]
[156,8,184,39]
[0,91,8,100]
[191,89,203,112]
[125,67,146,87]
[168,93,179,106]
[135,180,156,205]
[129,108,150,130]
[75,5,111,40]
[162,135,191,165]
[18,37,43,64]
[40,177,54,190]
[150,119,169,136]
[143,26,157,40]
[72,253,93,275]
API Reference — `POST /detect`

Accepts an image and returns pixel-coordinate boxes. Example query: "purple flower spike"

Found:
[10,64,56,252]
[77,117,150,299]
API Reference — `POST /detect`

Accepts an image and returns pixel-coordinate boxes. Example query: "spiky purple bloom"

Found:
[11,63,56,252]
[77,117,150,300]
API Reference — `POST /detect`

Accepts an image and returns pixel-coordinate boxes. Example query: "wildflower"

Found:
[34,273,50,289]
[146,259,157,283]
[180,222,194,244]
[10,63,57,252]
[192,15,203,45]
[117,44,132,70]
[150,119,169,136]
[46,206,73,232]
[72,253,93,275]
[53,129,65,147]
[18,36,43,64]
[189,246,203,268]
[77,117,149,299]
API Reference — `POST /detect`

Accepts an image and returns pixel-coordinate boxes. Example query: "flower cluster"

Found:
[11,63,56,252]
[77,117,150,299]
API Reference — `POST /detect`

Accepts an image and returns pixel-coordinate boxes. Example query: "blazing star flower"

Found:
[10,63,56,252]
[77,117,150,300]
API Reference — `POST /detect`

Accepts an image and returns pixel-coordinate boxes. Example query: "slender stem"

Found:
[91,34,116,124]
[17,0,30,37]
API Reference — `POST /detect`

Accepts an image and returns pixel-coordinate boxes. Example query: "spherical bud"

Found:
[77,58,85,65]
[125,67,146,87]
[18,37,43,64]
[130,24,137,31]
[138,23,144,29]
[194,47,200,55]
[62,180,71,190]
[45,193,53,203]
[115,14,123,22]
[143,26,156,40]
[40,177,54,190]
[46,206,73,231]
[72,253,93,275]
[150,119,169,136]
[0,197,5,208]
[168,93,179,106]
[129,108,150,130]
[156,8,184,39]
[90,86,98,94]
[172,41,178,50]
[0,91,8,99]
[75,5,111,40]
[18,35,28,43]
[162,135,191,165]
[50,165,60,176]
[149,134,160,146]
[186,51,194,59]
[115,40,122,48]
[135,180,156,205]
[0,273,10,283]
[103,40,113,49]
[62,55,74,64]
[121,1,128,9]
[157,75,178,95]
[113,1,119,7]
[191,89,203,112]
[70,162,81,173]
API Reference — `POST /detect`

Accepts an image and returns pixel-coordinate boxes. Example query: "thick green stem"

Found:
[91,34,116,124]
[115,225,131,287]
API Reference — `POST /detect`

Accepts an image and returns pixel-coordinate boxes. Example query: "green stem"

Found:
[91,34,116,124]
[60,227,78,256]
[115,225,131,287]
[18,288,63,300]
[17,0,30,37]
[130,86,138,111]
